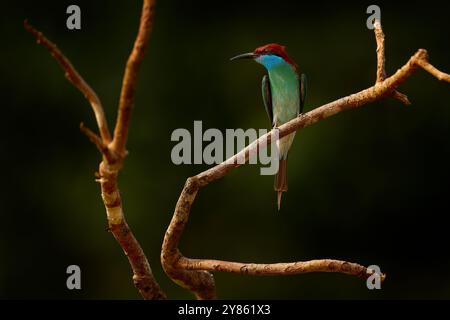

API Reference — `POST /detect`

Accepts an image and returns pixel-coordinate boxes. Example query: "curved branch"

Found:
[161,21,450,299]
[24,20,111,144]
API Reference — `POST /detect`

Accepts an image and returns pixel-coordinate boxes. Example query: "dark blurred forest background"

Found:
[1,0,449,299]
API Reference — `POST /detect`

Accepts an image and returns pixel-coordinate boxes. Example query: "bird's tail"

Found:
[274,159,288,211]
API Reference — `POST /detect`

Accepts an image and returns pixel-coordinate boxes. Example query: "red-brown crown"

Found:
[254,43,298,70]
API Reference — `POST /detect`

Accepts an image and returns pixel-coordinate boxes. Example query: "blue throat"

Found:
[255,54,291,71]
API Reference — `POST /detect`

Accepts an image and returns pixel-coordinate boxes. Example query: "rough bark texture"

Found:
[26,0,166,300]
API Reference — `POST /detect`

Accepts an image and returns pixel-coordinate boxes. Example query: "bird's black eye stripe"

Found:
[263,49,281,57]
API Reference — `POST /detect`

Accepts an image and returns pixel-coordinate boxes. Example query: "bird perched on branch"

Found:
[231,43,307,210]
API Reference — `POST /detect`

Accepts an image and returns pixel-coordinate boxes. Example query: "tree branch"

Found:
[417,58,450,82]
[161,21,450,299]
[374,19,411,105]
[25,0,165,300]
[112,0,155,157]
[178,257,384,280]
[24,20,111,143]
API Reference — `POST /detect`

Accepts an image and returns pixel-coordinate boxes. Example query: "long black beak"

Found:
[230,52,257,61]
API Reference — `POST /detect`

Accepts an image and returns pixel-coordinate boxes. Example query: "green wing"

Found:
[261,75,274,127]
[300,73,307,114]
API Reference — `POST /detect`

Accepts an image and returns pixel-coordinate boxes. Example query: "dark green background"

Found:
[2,0,449,299]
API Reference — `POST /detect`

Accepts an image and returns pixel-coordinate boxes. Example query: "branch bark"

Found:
[161,21,450,299]
[25,0,165,300]
[374,19,411,105]
[112,0,155,156]
[24,20,111,143]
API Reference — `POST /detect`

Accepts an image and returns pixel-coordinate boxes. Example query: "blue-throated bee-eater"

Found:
[231,43,307,210]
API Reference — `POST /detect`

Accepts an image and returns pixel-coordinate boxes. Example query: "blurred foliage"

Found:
[1,0,449,299]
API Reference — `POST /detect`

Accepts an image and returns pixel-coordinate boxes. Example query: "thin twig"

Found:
[374,20,386,83]
[161,21,450,299]
[111,0,155,157]
[24,20,111,143]
[374,19,410,105]
[417,59,450,82]
[80,123,116,162]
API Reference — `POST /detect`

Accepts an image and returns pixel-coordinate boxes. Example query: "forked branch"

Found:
[373,19,411,105]
[25,0,165,300]
[161,20,450,299]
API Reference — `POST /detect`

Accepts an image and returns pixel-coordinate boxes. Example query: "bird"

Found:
[230,43,307,210]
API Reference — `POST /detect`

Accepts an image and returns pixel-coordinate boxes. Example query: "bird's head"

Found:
[230,43,297,71]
